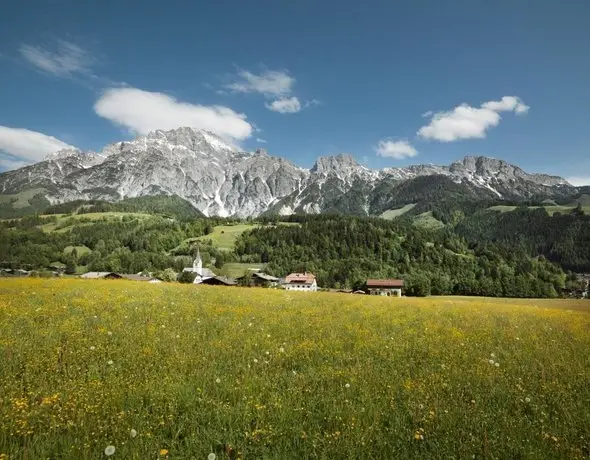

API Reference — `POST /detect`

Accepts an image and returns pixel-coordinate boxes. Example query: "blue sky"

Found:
[0,0,589,183]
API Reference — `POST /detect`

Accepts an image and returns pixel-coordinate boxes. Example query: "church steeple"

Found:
[193,247,203,276]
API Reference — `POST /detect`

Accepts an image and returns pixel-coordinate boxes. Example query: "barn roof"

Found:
[285,273,316,285]
[80,272,121,279]
[366,279,404,288]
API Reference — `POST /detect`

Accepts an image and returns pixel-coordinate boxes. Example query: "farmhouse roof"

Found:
[285,273,316,285]
[253,272,279,282]
[201,276,237,286]
[120,274,156,282]
[366,279,404,288]
[80,272,121,279]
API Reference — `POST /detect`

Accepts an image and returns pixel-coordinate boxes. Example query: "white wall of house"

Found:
[286,280,318,292]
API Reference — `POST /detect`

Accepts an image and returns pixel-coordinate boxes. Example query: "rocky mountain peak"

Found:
[44,148,82,161]
[311,154,360,174]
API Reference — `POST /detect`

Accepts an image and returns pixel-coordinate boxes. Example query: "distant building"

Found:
[237,272,280,287]
[284,273,318,292]
[182,248,216,284]
[120,274,162,283]
[80,272,122,279]
[200,276,237,286]
[366,279,404,297]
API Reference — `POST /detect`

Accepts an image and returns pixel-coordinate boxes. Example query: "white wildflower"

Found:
[130,429,137,438]
[107,360,114,366]
[208,453,216,460]
[345,383,351,388]
[490,353,495,358]
[104,445,116,456]
[253,358,258,363]
[488,359,495,365]
[495,362,500,367]
[279,347,285,353]
[525,397,531,403]
[90,346,96,351]
[107,331,113,336]
[215,378,221,384]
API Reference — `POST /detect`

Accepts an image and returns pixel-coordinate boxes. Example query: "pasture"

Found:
[0,279,589,459]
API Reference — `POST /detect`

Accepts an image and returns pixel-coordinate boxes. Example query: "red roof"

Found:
[366,279,404,288]
[285,273,316,285]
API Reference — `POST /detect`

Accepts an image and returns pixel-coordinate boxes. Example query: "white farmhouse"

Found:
[284,273,318,292]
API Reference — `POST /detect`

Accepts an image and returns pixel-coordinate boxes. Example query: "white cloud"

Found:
[566,176,590,187]
[0,126,76,170]
[20,40,94,77]
[94,87,253,141]
[225,69,295,97]
[265,97,302,114]
[375,139,418,159]
[482,96,529,114]
[256,137,267,143]
[418,96,529,142]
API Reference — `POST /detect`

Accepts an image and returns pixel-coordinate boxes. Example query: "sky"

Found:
[0,0,589,184]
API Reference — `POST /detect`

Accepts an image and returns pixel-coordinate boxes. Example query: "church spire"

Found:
[193,247,203,276]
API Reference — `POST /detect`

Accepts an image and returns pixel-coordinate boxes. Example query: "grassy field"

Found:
[487,204,590,216]
[222,262,265,277]
[38,212,152,233]
[197,224,257,251]
[1,280,589,459]
[380,203,417,220]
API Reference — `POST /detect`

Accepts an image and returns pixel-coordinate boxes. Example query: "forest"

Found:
[1,201,589,297]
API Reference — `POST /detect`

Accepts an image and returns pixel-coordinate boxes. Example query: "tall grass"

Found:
[1,279,589,459]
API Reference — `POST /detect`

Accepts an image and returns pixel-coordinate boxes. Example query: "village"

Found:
[78,250,408,296]
[3,246,590,298]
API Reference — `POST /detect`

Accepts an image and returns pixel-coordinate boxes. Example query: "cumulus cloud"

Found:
[375,139,418,159]
[94,87,253,141]
[20,40,95,77]
[0,126,76,170]
[225,69,295,97]
[566,176,590,187]
[265,97,302,114]
[418,96,529,142]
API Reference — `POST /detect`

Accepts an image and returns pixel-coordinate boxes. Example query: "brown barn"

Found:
[366,279,404,297]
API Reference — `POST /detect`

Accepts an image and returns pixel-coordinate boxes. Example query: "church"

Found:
[182,248,216,284]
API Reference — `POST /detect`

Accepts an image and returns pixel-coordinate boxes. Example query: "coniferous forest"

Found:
[2,197,589,297]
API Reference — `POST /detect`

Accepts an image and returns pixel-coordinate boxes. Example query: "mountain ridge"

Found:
[0,127,578,217]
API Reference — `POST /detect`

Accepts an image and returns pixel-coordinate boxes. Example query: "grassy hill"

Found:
[1,278,589,459]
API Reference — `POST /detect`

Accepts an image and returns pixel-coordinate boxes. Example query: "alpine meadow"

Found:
[1,279,589,459]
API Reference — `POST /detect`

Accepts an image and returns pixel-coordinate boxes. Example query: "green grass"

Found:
[1,279,589,459]
[38,212,153,233]
[63,245,91,256]
[0,188,47,209]
[380,203,416,220]
[487,204,590,216]
[197,224,257,251]
[412,211,445,229]
[222,262,265,277]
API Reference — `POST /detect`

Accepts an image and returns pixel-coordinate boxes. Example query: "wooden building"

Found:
[366,279,404,297]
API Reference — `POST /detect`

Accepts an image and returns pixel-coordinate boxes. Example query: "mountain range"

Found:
[0,127,578,218]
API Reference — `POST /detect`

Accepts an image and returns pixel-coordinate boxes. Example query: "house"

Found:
[366,279,404,297]
[200,276,237,286]
[80,272,122,279]
[182,249,216,284]
[237,272,280,287]
[284,273,318,292]
[120,274,162,283]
